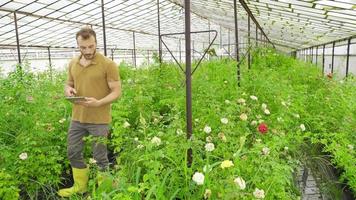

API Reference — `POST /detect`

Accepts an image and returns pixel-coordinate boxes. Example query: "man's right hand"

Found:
[65,85,77,97]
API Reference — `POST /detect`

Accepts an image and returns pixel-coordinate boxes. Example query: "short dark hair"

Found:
[76,27,96,42]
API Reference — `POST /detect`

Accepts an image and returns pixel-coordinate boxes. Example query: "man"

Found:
[58,27,121,197]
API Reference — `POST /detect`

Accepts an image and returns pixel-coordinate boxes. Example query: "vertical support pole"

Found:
[346,37,351,77]
[157,0,162,63]
[184,0,193,167]
[208,21,211,45]
[192,40,195,61]
[219,26,222,59]
[234,0,240,87]
[133,31,136,68]
[179,39,182,63]
[228,29,231,55]
[47,47,52,80]
[248,15,251,70]
[331,41,335,73]
[14,12,21,66]
[255,23,258,47]
[101,0,107,56]
[315,46,318,66]
[111,49,114,60]
[322,44,325,75]
[311,47,313,64]
[208,21,211,60]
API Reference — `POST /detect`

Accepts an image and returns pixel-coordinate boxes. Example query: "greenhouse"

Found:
[0,0,355,199]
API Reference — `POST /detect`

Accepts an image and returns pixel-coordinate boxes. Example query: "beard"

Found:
[81,49,96,60]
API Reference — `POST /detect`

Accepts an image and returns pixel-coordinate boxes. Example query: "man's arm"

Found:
[84,80,121,107]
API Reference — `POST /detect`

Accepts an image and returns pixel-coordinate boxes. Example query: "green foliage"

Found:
[1,48,355,199]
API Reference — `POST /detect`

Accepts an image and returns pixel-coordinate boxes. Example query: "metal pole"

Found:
[331,41,335,73]
[157,0,162,63]
[47,47,52,80]
[234,0,240,87]
[346,37,351,77]
[192,40,195,61]
[14,12,21,66]
[248,15,251,70]
[111,49,114,60]
[208,21,211,45]
[311,47,313,64]
[133,31,136,68]
[208,21,211,60]
[184,0,193,167]
[101,0,107,56]
[228,29,231,55]
[220,26,222,59]
[179,39,182,63]
[315,46,318,66]
[255,24,258,47]
[322,44,325,75]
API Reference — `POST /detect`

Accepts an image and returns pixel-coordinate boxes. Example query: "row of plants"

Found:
[0,48,354,199]
[105,48,355,199]
[0,67,70,199]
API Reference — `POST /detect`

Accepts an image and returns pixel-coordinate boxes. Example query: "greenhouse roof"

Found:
[0,0,355,53]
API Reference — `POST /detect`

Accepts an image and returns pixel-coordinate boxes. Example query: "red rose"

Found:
[258,123,268,134]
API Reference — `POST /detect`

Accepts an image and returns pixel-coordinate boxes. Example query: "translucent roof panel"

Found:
[0,0,231,53]
[170,0,356,52]
[1,0,355,54]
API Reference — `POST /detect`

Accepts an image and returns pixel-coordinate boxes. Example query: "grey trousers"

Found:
[67,120,109,170]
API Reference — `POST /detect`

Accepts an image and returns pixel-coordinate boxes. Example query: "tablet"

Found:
[65,96,86,103]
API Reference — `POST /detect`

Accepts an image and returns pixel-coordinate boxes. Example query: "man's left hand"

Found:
[80,97,102,107]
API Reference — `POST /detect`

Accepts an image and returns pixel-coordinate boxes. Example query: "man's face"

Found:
[77,35,96,60]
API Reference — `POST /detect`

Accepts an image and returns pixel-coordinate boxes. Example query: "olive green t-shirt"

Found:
[67,52,119,124]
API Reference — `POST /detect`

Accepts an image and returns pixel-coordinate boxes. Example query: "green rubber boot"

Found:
[58,167,89,197]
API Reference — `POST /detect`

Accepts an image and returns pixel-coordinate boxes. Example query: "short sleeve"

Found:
[106,61,119,82]
[67,60,74,84]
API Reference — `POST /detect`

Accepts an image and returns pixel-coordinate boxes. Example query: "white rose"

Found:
[253,188,265,199]
[240,113,248,121]
[204,125,212,134]
[250,120,258,126]
[123,121,131,128]
[225,99,231,104]
[192,172,205,185]
[300,124,306,131]
[262,147,270,155]
[204,189,212,199]
[261,103,267,110]
[234,177,246,190]
[19,152,28,160]
[205,143,215,152]
[137,144,144,149]
[176,129,184,135]
[264,109,270,115]
[237,98,246,104]
[151,136,161,146]
[220,118,228,124]
[250,95,258,100]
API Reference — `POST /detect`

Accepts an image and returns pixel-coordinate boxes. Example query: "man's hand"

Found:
[65,84,77,97]
[78,97,102,107]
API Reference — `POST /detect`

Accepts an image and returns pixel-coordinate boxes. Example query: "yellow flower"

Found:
[220,160,234,169]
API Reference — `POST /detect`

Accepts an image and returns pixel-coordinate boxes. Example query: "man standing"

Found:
[58,27,121,197]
